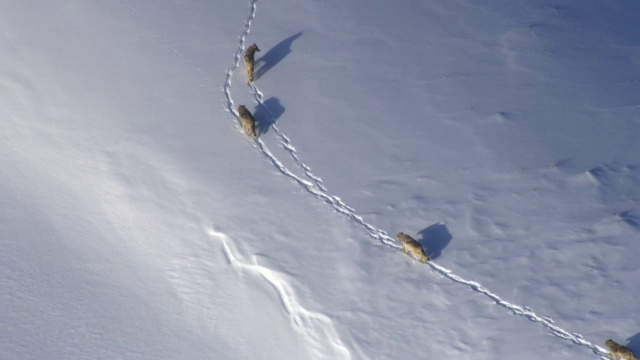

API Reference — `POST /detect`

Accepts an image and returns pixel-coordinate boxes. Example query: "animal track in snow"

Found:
[249,83,337,197]
[223,1,610,359]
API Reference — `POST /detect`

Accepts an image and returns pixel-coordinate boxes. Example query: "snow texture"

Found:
[2,0,639,359]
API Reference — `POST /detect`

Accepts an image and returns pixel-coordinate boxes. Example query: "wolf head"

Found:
[249,43,260,52]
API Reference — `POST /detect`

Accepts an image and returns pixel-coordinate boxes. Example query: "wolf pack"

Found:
[239,43,431,263]
[237,43,638,360]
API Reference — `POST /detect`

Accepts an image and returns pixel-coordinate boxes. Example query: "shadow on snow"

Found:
[253,97,285,135]
[627,332,640,354]
[255,31,303,80]
[417,223,452,260]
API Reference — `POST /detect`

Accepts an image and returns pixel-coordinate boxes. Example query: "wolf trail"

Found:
[222,2,356,359]
[224,1,609,359]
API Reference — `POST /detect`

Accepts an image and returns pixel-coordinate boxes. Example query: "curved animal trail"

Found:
[224,1,609,359]
[221,1,397,249]
[249,83,350,207]
[428,261,610,359]
[223,0,257,122]
[208,228,352,360]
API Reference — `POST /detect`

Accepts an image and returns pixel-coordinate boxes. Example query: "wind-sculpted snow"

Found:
[223,1,612,359]
[208,228,352,360]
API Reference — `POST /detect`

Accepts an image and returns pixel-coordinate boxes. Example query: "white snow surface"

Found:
[2,0,640,359]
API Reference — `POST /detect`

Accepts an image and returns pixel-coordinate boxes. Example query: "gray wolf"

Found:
[244,43,260,83]
[606,339,639,360]
[238,105,257,138]
[396,232,430,263]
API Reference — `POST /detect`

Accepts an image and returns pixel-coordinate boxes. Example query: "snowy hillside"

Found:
[2,1,639,359]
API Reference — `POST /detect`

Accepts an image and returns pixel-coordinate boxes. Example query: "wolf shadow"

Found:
[627,332,640,354]
[417,223,452,260]
[255,31,303,80]
[253,97,285,135]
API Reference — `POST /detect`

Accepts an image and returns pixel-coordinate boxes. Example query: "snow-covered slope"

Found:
[2,1,639,359]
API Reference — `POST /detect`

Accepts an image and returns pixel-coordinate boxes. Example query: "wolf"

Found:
[238,105,257,138]
[396,232,430,263]
[244,43,260,83]
[606,339,639,360]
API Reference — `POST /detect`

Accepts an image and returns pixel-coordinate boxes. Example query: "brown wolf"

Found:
[396,232,430,263]
[244,43,260,83]
[606,339,639,360]
[238,105,257,138]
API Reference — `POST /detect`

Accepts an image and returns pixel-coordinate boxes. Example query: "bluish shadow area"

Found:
[253,97,285,135]
[627,332,640,354]
[619,210,640,231]
[255,31,303,80]
[418,223,452,260]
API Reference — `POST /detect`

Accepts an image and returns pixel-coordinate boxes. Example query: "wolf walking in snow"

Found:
[244,43,260,83]
[606,339,639,360]
[238,105,258,138]
[396,232,430,263]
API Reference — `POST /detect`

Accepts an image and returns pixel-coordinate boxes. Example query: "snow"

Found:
[2,0,639,359]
